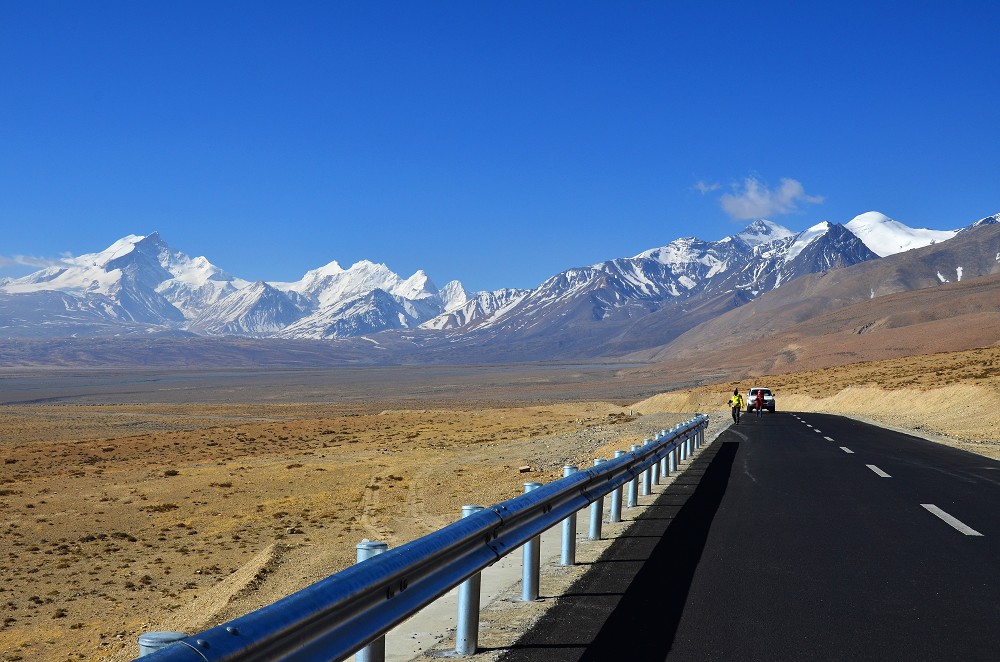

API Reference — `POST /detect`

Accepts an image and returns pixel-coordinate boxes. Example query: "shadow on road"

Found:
[496,440,739,662]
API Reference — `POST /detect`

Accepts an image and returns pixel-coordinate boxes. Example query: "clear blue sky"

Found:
[2,1,998,292]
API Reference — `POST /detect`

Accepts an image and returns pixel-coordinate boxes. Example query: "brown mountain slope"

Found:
[624,241,1000,387]
[659,221,1000,359]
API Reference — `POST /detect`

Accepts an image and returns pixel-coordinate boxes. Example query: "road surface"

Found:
[498,412,1000,661]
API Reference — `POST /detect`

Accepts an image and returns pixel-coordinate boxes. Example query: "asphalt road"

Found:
[498,412,1000,661]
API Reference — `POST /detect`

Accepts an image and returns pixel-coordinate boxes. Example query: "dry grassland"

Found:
[0,399,680,662]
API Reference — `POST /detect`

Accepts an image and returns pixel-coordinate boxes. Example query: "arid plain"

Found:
[0,364,684,662]
[2,351,998,662]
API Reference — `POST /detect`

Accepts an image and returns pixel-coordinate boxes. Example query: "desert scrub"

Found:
[141,503,179,513]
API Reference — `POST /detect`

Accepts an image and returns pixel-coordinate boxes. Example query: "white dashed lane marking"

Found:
[866,464,891,478]
[793,420,983,537]
[921,504,984,536]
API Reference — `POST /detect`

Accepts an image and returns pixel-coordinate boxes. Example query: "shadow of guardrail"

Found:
[494,440,739,661]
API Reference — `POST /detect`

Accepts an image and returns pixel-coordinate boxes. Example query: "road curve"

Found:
[498,412,1000,661]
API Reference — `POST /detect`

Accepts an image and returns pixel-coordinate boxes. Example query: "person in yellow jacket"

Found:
[728,388,745,425]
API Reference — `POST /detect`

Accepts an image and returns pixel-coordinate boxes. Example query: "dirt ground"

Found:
[1,346,998,661]
[0,396,684,662]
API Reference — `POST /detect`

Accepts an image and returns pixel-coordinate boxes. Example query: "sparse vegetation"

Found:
[141,503,180,513]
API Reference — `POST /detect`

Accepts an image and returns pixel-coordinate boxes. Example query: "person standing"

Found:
[728,389,745,425]
[755,389,765,417]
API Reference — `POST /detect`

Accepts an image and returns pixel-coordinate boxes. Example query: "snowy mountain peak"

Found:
[783,221,833,262]
[281,259,438,308]
[437,280,472,312]
[845,212,958,257]
[736,219,796,247]
[73,233,146,268]
[967,213,1000,229]
[397,269,438,300]
[312,260,346,276]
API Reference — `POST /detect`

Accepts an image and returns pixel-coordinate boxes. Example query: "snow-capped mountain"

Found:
[845,212,957,257]
[963,213,1000,230]
[736,219,798,247]
[0,210,993,362]
[0,232,247,326]
[436,280,473,313]
[275,288,445,340]
[445,217,880,358]
[421,288,530,331]
[0,233,471,339]
[735,221,878,293]
[189,281,306,337]
[273,260,439,308]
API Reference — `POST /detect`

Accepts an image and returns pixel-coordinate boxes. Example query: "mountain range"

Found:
[626,218,1000,386]
[1,210,997,366]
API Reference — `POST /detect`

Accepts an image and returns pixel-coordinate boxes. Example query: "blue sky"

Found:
[2,1,998,292]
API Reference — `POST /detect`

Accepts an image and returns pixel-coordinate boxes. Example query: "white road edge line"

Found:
[814,429,823,433]
[921,504,984,536]
[866,464,891,478]
[840,447,854,454]
[824,436,835,442]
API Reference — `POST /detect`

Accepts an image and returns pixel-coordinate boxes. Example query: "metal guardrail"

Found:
[137,415,708,661]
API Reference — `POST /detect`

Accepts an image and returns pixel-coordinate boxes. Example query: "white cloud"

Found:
[0,254,72,271]
[720,176,824,220]
[694,180,722,194]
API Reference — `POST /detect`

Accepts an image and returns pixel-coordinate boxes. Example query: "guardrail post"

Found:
[456,505,484,656]
[588,459,605,540]
[609,451,625,522]
[650,446,660,486]
[521,482,543,601]
[356,541,389,662]
[641,440,652,496]
[138,632,187,657]
[659,430,669,477]
[627,444,640,508]
[560,466,578,566]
